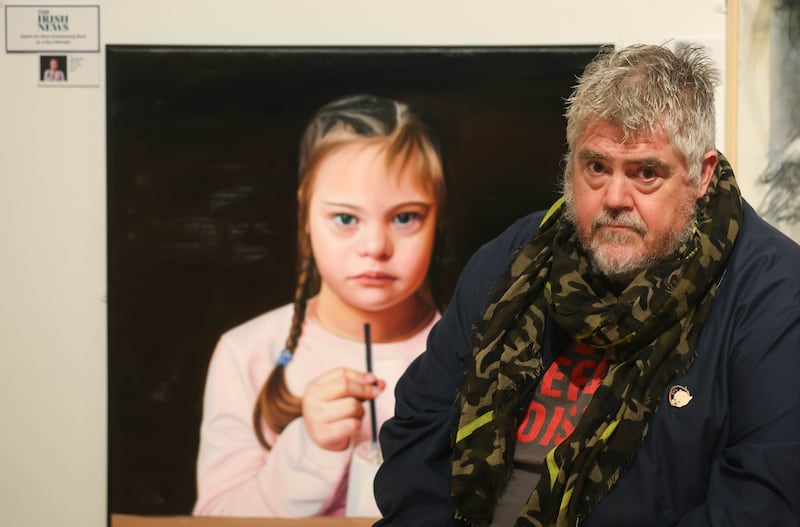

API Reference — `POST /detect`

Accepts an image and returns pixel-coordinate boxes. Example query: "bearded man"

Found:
[374,44,800,527]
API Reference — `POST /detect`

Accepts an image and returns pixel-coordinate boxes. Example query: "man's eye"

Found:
[639,167,657,180]
[588,161,604,174]
[333,213,357,226]
[393,212,421,226]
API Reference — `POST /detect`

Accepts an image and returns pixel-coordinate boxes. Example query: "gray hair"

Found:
[563,44,721,185]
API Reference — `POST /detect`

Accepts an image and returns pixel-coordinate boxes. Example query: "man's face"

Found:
[564,121,715,282]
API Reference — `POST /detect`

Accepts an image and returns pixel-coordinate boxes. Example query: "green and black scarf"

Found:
[451,154,742,527]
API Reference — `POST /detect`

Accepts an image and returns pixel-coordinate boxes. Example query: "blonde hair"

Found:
[252,95,447,448]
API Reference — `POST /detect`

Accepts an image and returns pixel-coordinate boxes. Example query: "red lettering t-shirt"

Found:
[489,341,608,526]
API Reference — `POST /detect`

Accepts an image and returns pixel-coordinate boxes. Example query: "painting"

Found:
[106,44,603,515]
[739,0,800,241]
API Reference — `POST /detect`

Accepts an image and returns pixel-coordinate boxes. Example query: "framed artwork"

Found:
[106,44,604,516]
[737,0,800,241]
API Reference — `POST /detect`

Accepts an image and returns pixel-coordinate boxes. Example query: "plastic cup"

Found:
[345,441,383,517]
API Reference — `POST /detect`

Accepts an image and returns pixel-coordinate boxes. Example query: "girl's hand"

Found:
[302,368,386,451]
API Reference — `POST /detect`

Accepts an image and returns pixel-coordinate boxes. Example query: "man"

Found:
[374,44,800,526]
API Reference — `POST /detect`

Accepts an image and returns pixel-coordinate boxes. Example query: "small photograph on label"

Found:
[38,54,100,87]
[40,54,67,82]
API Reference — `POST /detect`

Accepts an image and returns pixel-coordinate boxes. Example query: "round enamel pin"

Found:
[668,385,693,408]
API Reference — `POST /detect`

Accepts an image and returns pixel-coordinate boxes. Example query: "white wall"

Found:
[0,1,729,526]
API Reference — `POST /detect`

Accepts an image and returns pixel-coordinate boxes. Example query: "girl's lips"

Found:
[353,271,397,285]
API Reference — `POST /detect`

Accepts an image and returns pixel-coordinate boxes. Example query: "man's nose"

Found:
[603,173,635,210]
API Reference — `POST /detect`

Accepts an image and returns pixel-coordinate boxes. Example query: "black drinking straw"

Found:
[364,323,379,454]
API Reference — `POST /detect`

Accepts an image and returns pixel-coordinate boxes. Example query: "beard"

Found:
[562,183,698,284]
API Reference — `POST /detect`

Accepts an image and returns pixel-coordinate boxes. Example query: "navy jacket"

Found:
[374,202,800,526]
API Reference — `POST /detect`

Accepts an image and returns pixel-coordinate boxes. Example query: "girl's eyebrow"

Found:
[320,201,368,214]
[321,200,433,210]
[391,201,433,209]
[322,200,360,209]
[384,202,435,217]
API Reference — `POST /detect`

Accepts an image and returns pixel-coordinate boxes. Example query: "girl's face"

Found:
[307,141,438,316]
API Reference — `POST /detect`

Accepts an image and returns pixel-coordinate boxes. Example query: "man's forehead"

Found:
[580,119,665,143]
[575,123,675,158]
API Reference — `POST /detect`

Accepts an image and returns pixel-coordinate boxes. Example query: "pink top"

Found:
[193,303,439,517]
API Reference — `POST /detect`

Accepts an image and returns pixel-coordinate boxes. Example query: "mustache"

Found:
[591,211,647,236]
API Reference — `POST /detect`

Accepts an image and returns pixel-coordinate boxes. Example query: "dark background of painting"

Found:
[106,44,603,515]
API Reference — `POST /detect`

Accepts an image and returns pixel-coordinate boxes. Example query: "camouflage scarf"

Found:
[451,154,741,527]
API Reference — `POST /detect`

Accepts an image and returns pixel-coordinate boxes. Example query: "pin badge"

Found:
[668,385,693,408]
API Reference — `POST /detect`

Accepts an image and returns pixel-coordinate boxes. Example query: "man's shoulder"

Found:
[446,211,547,314]
[719,202,800,311]
[476,211,547,259]
[730,202,800,278]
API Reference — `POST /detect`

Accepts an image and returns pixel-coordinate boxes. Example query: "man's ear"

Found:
[696,150,718,198]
